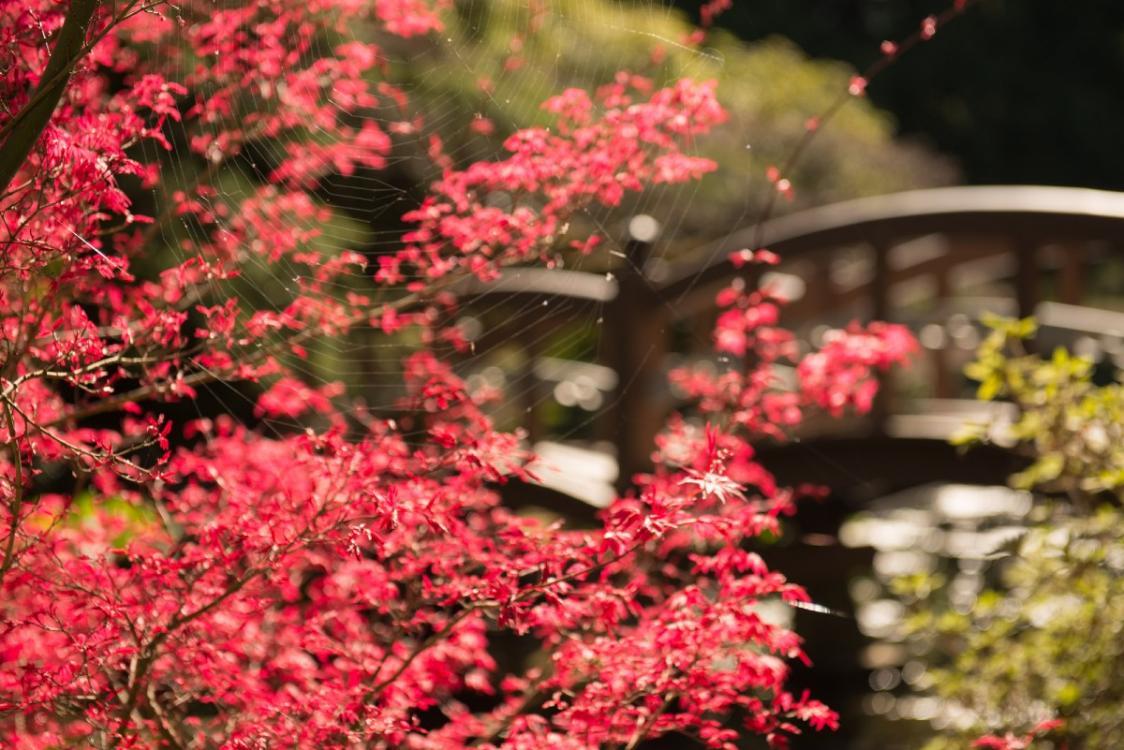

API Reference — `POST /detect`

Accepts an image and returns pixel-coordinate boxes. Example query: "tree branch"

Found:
[0,0,101,195]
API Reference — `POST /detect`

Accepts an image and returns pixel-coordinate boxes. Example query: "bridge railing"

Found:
[461,185,1124,499]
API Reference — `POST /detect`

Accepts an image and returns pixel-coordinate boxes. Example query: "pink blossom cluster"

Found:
[797,322,918,416]
[383,75,726,285]
[670,273,915,440]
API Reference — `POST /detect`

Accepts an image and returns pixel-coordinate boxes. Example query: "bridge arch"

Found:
[462,184,1124,500]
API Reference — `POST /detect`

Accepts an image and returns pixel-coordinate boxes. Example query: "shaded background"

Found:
[678,0,1124,190]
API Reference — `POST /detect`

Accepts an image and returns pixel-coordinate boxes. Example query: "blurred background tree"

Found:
[397,0,954,243]
[268,0,961,279]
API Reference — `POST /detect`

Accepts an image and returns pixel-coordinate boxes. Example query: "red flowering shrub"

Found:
[0,1,917,747]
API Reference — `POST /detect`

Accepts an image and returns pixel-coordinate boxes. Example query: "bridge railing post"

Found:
[932,267,953,399]
[1015,240,1041,320]
[870,241,893,434]
[1056,243,1087,305]
[602,215,668,494]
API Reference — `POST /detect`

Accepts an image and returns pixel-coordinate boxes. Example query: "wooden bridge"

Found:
[460,184,1124,511]
[459,185,1124,744]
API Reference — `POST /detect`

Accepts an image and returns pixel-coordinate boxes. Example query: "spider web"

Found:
[143,0,758,507]
[114,2,1052,741]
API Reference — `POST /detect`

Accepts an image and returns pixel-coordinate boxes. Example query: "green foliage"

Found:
[958,314,1124,501]
[900,506,1124,749]
[36,493,158,549]
[900,316,1124,748]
